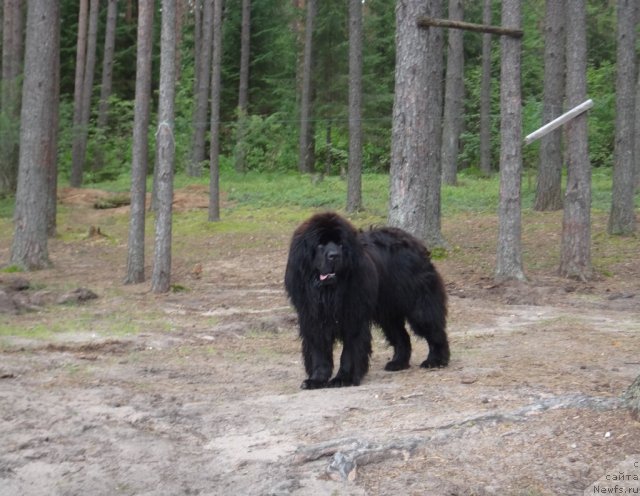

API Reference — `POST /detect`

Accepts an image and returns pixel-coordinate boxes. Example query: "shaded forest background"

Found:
[0,0,626,184]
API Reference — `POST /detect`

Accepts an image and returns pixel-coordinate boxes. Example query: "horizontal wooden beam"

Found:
[417,16,524,38]
[524,99,594,145]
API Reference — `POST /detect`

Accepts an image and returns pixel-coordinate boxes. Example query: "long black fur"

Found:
[285,212,449,389]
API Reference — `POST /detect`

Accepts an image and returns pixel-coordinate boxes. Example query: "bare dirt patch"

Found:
[1,195,639,495]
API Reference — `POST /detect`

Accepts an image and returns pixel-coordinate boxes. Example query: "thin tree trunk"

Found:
[0,0,24,196]
[208,0,223,222]
[534,0,565,211]
[559,0,592,280]
[235,0,251,173]
[346,0,363,213]
[69,0,88,187]
[151,0,177,294]
[11,0,60,270]
[325,120,332,176]
[608,0,637,235]
[479,0,492,176]
[298,0,316,174]
[635,62,640,191]
[125,0,154,285]
[47,24,61,238]
[423,0,446,249]
[71,0,100,187]
[189,0,214,177]
[94,0,118,171]
[495,0,525,282]
[174,0,186,82]
[97,0,117,129]
[193,0,203,96]
[389,0,431,239]
[441,0,464,186]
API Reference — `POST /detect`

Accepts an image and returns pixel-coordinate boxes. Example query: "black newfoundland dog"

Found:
[285,212,449,389]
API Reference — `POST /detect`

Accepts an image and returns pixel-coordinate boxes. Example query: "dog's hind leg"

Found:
[408,301,449,368]
[378,314,412,371]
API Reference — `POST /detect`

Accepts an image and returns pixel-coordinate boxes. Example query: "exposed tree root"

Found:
[293,393,624,481]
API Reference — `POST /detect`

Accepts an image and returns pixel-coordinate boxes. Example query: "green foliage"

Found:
[1,265,23,273]
[47,0,623,185]
[586,62,616,168]
[232,113,298,173]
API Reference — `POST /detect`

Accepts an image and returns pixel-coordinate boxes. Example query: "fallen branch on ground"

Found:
[293,393,624,481]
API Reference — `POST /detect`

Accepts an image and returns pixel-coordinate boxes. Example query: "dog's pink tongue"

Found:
[319,273,334,281]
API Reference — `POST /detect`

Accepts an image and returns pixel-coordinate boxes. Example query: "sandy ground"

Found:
[1,189,639,495]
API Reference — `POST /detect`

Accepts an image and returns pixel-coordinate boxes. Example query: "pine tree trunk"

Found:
[608,0,637,235]
[208,0,223,222]
[69,0,88,187]
[495,0,525,282]
[298,0,316,174]
[346,0,363,213]
[559,0,592,280]
[479,0,493,176]
[423,0,446,249]
[235,0,251,173]
[11,0,59,270]
[635,61,640,191]
[441,0,464,186]
[193,0,203,96]
[94,0,118,171]
[47,24,61,238]
[189,0,214,177]
[0,0,24,196]
[97,0,117,129]
[70,0,100,187]
[389,0,431,240]
[534,0,565,211]
[125,0,154,285]
[151,0,177,294]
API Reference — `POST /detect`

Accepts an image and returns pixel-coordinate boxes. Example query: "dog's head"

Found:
[313,240,343,286]
[286,212,361,292]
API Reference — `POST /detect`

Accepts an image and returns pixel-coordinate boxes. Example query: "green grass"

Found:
[0,306,142,341]
[1,164,635,221]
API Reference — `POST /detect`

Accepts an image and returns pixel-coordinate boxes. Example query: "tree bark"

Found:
[125,0,154,285]
[151,0,177,294]
[235,0,251,173]
[97,0,118,130]
[422,0,446,249]
[608,0,637,235]
[441,0,465,186]
[193,0,203,96]
[389,0,433,241]
[298,0,316,174]
[70,0,100,187]
[11,0,60,270]
[0,0,24,196]
[495,0,525,282]
[69,0,88,187]
[636,60,640,191]
[208,0,223,222]
[534,0,565,211]
[47,21,61,238]
[559,0,592,280]
[479,0,492,176]
[417,16,522,38]
[94,0,118,171]
[189,0,214,177]
[346,0,363,213]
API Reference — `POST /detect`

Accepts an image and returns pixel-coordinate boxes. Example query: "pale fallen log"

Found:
[524,99,593,145]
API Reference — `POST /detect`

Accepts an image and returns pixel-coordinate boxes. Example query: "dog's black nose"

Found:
[327,249,340,261]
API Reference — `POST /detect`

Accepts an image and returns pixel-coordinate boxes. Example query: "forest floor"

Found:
[0,186,639,495]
